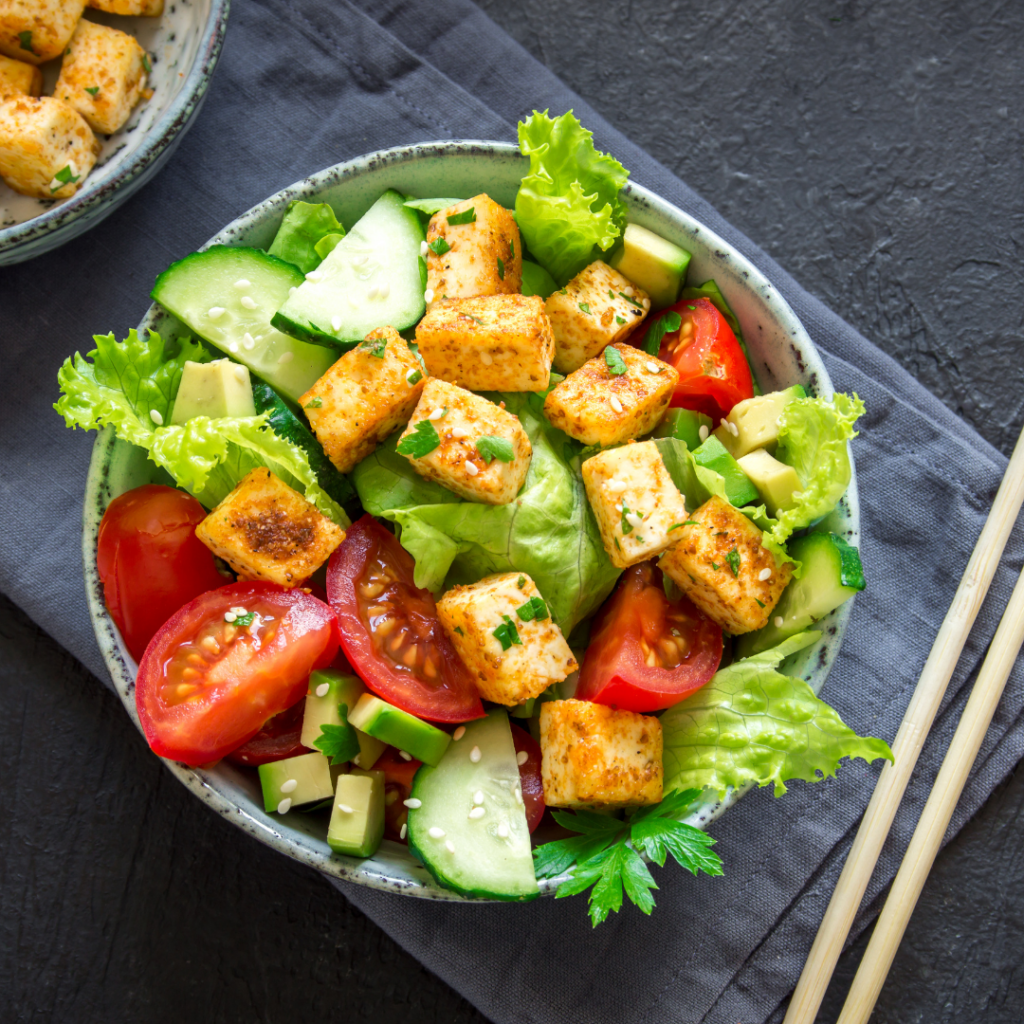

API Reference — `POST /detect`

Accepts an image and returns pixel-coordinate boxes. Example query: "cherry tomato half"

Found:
[373,748,423,842]
[327,516,484,724]
[510,723,545,833]
[97,484,227,662]
[636,297,754,422]
[575,563,723,713]
[136,582,339,766]
[225,698,309,767]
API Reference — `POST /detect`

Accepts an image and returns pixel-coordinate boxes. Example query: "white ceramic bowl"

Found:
[0,0,230,266]
[82,141,860,900]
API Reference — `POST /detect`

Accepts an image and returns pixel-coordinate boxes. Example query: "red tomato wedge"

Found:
[575,563,723,713]
[510,723,545,832]
[637,297,754,422]
[374,748,423,842]
[97,484,227,662]
[136,582,339,766]
[225,698,309,767]
[327,517,483,724]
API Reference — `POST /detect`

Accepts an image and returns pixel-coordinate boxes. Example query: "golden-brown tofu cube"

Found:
[88,0,163,14]
[0,95,98,199]
[415,293,554,393]
[0,0,87,65]
[397,378,531,505]
[543,343,678,446]
[0,53,40,98]
[545,261,651,373]
[659,494,792,634]
[54,19,148,135]
[426,194,521,305]
[582,441,688,569]
[300,327,425,474]
[195,468,345,587]
[539,699,663,809]
[437,573,577,706]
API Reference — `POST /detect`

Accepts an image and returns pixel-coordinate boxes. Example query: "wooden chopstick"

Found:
[836,558,1024,1023]
[784,423,1024,1024]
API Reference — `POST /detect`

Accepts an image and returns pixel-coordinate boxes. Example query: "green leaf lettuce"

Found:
[267,200,345,275]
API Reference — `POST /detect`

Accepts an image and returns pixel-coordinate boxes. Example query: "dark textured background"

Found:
[4,1,1023,1021]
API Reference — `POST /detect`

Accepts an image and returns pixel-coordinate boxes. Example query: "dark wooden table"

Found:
[4,2,1022,1021]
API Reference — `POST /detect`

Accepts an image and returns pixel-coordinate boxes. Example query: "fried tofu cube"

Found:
[437,573,578,706]
[544,343,678,446]
[0,0,87,65]
[659,494,793,634]
[195,468,345,587]
[300,327,425,474]
[582,440,688,569]
[0,54,41,98]
[545,261,651,373]
[0,96,98,199]
[54,19,149,135]
[426,194,521,305]
[88,0,164,14]
[397,378,531,505]
[415,293,554,393]
[539,700,663,809]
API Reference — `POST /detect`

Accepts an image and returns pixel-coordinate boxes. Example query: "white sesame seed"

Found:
[276,798,292,814]
[231,607,248,615]
[336,803,353,814]
[378,281,390,299]
[453,726,466,741]
[468,806,485,819]
[234,365,248,383]
[229,341,239,353]
[233,278,251,289]
[420,241,429,257]
[428,407,446,421]
[331,315,342,331]
[288,286,297,295]
[465,461,479,476]
[497,823,509,838]
[240,295,257,310]
[352,254,369,266]
[759,567,773,581]
[625,512,644,529]
[645,361,662,374]
[624,286,635,297]
[469,746,482,763]
[207,306,225,319]
[514,788,523,805]
[368,284,380,300]
[404,798,422,809]
[730,421,740,437]
[774,616,785,628]
[473,790,484,805]
[280,779,298,794]
[278,352,293,364]
[399,750,412,761]
[450,426,468,439]
[305,270,322,282]
[480,351,493,365]
[607,479,628,493]
[149,409,164,426]
[445,840,456,853]
[424,288,435,303]
[428,826,446,839]
[223,611,237,623]
[516,750,528,766]
[400,823,407,840]
[699,424,710,442]
[720,418,730,430]
[242,332,256,350]
[315,682,330,698]
[609,395,624,414]
[615,504,623,513]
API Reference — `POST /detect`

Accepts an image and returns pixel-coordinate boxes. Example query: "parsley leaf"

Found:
[618,291,644,309]
[711,562,720,571]
[604,346,627,376]
[620,505,635,535]
[492,614,522,651]
[642,311,683,356]
[453,626,464,636]
[475,435,515,464]
[516,575,526,589]
[18,30,34,54]
[313,704,361,765]
[428,237,451,256]
[726,548,741,577]
[233,611,255,627]
[84,86,100,97]
[497,256,505,280]
[516,595,549,622]
[142,52,152,74]
[447,207,476,225]
[304,398,322,409]
[361,335,387,358]
[396,420,440,458]
[578,302,592,316]
[615,315,626,325]
[50,164,80,193]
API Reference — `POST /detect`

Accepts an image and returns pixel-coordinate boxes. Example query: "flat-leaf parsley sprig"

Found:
[533,789,723,926]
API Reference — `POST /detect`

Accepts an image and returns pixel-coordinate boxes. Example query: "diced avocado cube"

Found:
[328,771,385,858]
[737,449,803,517]
[520,260,559,299]
[258,751,334,814]
[653,407,714,451]
[692,435,760,508]
[609,223,691,310]
[713,386,806,459]
[347,694,451,766]
[301,670,387,769]
[170,359,257,424]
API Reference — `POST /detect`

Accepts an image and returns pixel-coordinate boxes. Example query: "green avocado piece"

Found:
[258,751,334,814]
[328,771,385,858]
[521,260,559,299]
[653,407,715,452]
[713,386,806,459]
[692,435,760,508]
[610,223,691,310]
[737,449,803,517]
[300,670,387,769]
[347,694,452,766]
[170,359,257,424]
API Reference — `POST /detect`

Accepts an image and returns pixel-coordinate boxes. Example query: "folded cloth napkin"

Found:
[1,2,1021,1022]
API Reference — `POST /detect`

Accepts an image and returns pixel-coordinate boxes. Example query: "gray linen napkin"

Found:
[1,2,1021,1022]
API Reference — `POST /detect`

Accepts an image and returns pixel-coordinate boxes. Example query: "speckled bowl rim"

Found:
[83,140,859,901]
[0,0,231,264]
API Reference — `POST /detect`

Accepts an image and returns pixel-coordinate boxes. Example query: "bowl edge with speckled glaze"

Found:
[82,140,859,902]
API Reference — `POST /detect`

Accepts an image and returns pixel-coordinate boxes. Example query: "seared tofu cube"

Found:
[426,193,521,304]
[539,699,663,809]
[0,0,87,65]
[0,54,41,98]
[397,378,531,505]
[437,573,578,706]
[415,293,554,393]
[544,343,678,446]
[0,95,98,199]
[195,468,346,587]
[582,441,688,569]
[300,327,425,474]
[546,261,651,373]
[659,494,793,634]
[88,0,163,14]
[54,19,149,135]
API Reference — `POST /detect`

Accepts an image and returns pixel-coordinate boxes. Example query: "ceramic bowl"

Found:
[0,0,230,266]
[82,141,860,900]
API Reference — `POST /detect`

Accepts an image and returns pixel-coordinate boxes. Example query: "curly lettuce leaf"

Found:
[516,109,629,285]
[351,389,620,634]
[267,200,345,275]
[660,632,893,798]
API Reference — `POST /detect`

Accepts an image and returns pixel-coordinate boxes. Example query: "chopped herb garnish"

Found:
[604,346,627,376]
[516,575,526,589]
[447,207,476,225]
[493,615,522,651]
[509,238,515,260]
[642,310,683,356]
[396,419,441,458]
[614,537,622,550]
[314,704,361,765]
[686,305,696,311]
[428,237,451,256]
[755,598,766,608]
[234,611,256,627]
[608,289,616,299]
[475,435,515,464]
[578,302,592,316]
[50,164,80,193]
[619,291,644,309]
[454,626,464,635]
[361,335,387,358]
[304,398,323,409]
[620,506,634,535]
[559,287,568,295]
[142,53,152,73]
[711,562,720,571]
[406,369,423,386]
[726,548,741,577]
[464,314,485,325]
[18,31,34,54]
[615,315,626,325]
[84,86,100,97]
[497,257,505,280]
[516,596,549,622]
[668,523,685,531]
[683,520,699,526]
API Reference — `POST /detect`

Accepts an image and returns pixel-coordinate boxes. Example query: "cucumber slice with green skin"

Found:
[151,245,336,404]
[272,190,427,350]
[347,694,451,766]
[407,709,539,901]
[736,532,866,658]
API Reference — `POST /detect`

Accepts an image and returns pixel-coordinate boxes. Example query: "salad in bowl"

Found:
[57,111,891,925]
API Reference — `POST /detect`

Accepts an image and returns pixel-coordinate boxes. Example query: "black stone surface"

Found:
[3,2,1022,1022]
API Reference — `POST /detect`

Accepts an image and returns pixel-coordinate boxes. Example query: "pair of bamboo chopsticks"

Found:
[784,424,1024,1024]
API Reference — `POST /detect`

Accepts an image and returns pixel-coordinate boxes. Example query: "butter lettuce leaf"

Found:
[516,109,629,285]
[267,200,345,275]
[660,632,893,798]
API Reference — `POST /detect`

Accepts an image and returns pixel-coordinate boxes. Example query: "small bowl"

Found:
[82,141,860,901]
[0,0,230,266]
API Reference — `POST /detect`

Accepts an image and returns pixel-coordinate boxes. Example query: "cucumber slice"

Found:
[151,245,336,404]
[407,709,538,901]
[736,532,866,657]
[272,190,427,349]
